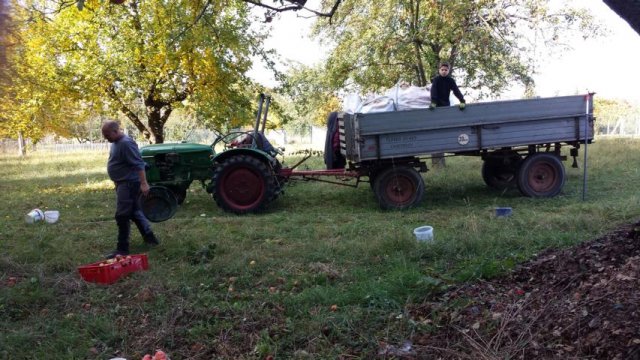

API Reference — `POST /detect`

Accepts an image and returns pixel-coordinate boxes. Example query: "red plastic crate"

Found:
[78,254,149,284]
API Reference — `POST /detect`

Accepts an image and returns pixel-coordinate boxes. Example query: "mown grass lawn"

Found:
[1,138,639,359]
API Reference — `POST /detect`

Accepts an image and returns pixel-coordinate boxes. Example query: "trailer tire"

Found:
[368,170,380,190]
[481,153,521,190]
[517,153,565,198]
[212,155,277,214]
[374,167,425,210]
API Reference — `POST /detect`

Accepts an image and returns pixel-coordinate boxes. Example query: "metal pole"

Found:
[582,93,591,201]
[253,94,265,147]
[261,95,271,133]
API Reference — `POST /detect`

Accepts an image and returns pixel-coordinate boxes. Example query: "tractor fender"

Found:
[212,148,274,166]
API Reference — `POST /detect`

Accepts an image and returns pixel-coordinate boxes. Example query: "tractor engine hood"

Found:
[140,143,213,156]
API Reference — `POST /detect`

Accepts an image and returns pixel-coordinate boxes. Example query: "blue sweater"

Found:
[107,135,146,182]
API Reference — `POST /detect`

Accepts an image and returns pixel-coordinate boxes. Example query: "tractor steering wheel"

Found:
[211,131,257,152]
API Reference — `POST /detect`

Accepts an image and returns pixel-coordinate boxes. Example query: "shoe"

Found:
[143,232,160,246]
[105,249,129,259]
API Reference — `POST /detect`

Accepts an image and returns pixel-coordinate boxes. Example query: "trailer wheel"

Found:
[481,153,521,190]
[368,170,379,190]
[374,167,425,210]
[212,155,277,214]
[517,153,565,197]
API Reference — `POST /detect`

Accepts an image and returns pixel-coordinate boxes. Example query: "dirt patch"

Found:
[409,221,640,359]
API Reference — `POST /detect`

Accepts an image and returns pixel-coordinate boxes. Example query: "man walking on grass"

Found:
[101,121,159,259]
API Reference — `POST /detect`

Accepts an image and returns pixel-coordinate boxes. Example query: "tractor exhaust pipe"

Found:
[253,94,265,147]
[261,95,271,134]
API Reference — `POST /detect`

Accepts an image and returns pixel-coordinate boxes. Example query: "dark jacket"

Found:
[430,75,465,107]
[107,135,146,183]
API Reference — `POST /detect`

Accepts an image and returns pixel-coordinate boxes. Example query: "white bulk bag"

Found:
[357,96,396,113]
[342,93,362,114]
[386,83,431,111]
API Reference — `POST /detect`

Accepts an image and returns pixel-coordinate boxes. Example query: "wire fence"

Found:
[0,127,328,155]
[0,140,111,154]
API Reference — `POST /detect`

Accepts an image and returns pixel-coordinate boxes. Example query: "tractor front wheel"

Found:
[167,185,188,205]
[212,155,277,214]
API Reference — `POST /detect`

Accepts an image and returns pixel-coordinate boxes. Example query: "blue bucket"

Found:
[495,207,513,217]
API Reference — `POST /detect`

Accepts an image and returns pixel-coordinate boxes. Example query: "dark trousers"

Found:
[115,181,152,252]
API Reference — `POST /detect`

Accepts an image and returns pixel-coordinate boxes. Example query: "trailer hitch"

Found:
[287,151,314,171]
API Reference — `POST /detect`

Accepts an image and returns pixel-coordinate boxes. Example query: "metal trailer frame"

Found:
[294,94,596,209]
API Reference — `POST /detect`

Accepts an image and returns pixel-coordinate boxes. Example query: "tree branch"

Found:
[169,0,213,44]
[242,0,342,21]
[107,85,150,140]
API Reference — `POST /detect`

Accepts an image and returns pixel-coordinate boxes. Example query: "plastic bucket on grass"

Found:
[413,226,434,242]
[25,209,44,224]
[44,210,60,224]
[495,207,513,217]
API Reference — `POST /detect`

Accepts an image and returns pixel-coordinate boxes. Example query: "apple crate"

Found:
[78,254,149,284]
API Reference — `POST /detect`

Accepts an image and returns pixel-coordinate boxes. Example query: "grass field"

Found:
[1,138,639,359]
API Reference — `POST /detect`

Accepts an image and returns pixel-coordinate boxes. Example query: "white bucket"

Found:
[25,209,44,224]
[44,210,60,224]
[413,226,434,242]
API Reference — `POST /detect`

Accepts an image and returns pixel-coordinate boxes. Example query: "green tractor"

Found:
[140,94,286,221]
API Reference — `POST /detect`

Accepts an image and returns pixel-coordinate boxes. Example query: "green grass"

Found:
[1,139,640,359]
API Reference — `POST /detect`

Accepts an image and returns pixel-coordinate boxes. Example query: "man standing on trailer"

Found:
[429,62,466,110]
[101,120,160,259]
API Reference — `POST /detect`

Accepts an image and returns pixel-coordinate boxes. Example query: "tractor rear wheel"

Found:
[212,155,278,214]
[373,167,425,210]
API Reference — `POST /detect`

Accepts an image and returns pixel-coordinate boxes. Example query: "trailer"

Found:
[336,94,594,209]
[140,94,594,220]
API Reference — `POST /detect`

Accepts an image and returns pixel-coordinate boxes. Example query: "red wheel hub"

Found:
[527,162,557,192]
[384,175,416,205]
[220,167,265,210]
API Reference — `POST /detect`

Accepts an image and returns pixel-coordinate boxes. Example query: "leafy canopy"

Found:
[307,0,603,97]
[2,0,270,143]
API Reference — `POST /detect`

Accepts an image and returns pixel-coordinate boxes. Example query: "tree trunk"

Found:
[410,0,427,86]
[147,111,164,144]
[429,54,446,167]
[612,119,621,135]
[146,104,172,144]
[17,131,26,156]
